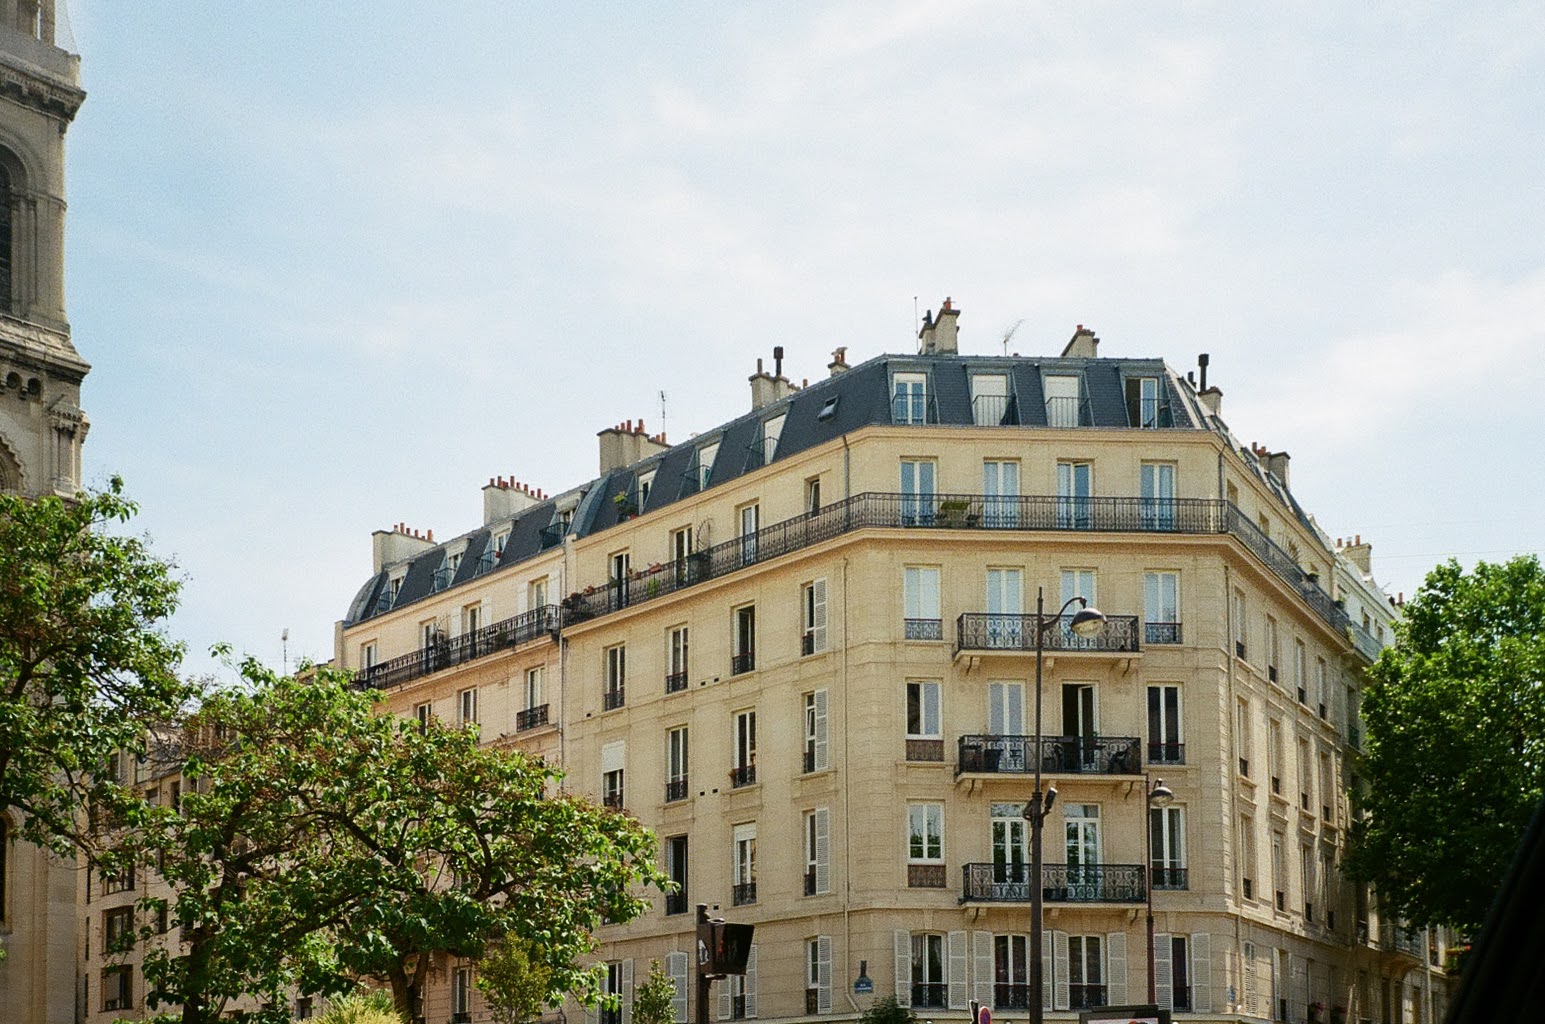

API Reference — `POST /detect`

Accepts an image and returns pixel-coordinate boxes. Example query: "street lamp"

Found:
[1026,587,1106,1024]
[1145,776,1175,1004]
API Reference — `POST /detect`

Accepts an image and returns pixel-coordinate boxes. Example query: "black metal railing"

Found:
[729,764,756,788]
[806,989,821,1014]
[803,748,818,773]
[516,705,549,731]
[1381,923,1425,958]
[805,870,818,896]
[1148,741,1185,765]
[1069,985,1108,1010]
[891,392,938,425]
[801,632,817,655]
[603,792,623,810]
[972,393,1018,426]
[910,983,947,1009]
[1151,865,1189,890]
[1144,621,1183,644]
[956,735,1143,776]
[356,605,560,690]
[905,618,944,640]
[603,686,625,711]
[665,893,688,916]
[731,651,755,675]
[1044,395,1084,427]
[908,864,947,888]
[559,492,1376,659]
[731,882,756,906]
[665,779,688,802]
[1171,987,1193,1012]
[956,613,1141,654]
[665,671,688,694]
[907,738,945,762]
[994,985,1030,1010]
[961,862,1147,903]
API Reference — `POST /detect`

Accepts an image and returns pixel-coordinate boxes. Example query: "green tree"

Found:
[1347,555,1545,934]
[631,960,677,1024]
[314,990,403,1024]
[476,933,554,1024]
[0,478,189,850]
[858,995,917,1024]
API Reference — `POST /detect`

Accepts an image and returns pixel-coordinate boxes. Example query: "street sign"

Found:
[978,1008,991,1024]
[853,978,873,995]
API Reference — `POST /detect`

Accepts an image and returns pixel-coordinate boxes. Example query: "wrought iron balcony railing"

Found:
[1068,985,1109,1011]
[603,685,625,711]
[515,704,549,731]
[1148,740,1186,765]
[355,605,560,691]
[731,881,756,906]
[905,618,944,640]
[1151,865,1189,890]
[665,671,688,694]
[961,862,1147,903]
[1144,621,1183,644]
[665,778,688,802]
[956,613,1141,654]
[993,985,1031,1010]
[558,492,1377,661]
[731,650,755,675]
[665,892,688,916]
[956,735,1143,776]
[729,764,756,788]
[910,983,947,1009]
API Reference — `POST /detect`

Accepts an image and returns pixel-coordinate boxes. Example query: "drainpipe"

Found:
[841,554,861,1013]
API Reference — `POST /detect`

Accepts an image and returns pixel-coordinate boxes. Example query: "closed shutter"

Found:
[816,935,833,1014]
[1242,944,1256,1017]
[602,741,626,774]
[813,690,829,770]
[622,959,634,1024]
[814,807,831,894]
[895,931,912,1002]
[744,945,758,1019]
[972,931,993,1008]
[1154,933,1173,1010]
[948,930,968,1009]
[1053,932,1070,1011]
[1106,932,1126,1006]
[719,974,731,1021]
[811,579,828,652]
[668,952,689,1024]
[1042,931,1053,1012]
[1191,933,1212,1012]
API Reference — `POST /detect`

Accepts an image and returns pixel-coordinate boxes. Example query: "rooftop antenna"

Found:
[659,390,667,435]
[281,628,289,675]
[1001,318,1024,356]
[913,295,919,338]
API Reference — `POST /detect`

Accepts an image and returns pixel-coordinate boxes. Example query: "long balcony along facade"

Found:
[960,862,1147,904]
[955,613,1140,655]
[356,605,560,690]
[957,735,1143,776]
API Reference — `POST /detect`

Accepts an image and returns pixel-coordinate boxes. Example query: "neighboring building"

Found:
[0,4,86,1023]
[338,302,1448,1024]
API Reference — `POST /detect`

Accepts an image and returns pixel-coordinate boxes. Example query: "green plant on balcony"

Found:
[613,491,639,519]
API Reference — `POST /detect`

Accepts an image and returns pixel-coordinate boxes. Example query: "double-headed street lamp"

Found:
[1025,587,1106,1024]
[1145,775,1175,1004]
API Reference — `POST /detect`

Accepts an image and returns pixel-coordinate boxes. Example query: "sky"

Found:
[60,2,1545,680]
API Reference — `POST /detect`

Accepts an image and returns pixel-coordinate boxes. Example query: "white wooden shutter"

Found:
[744,945,758,1019]
[1191,933,1212,1012]
[972,931,993,1008]
[895,931,912,1001]
[719,978,731,1021]
[816,935,833,1014]
[1292,954,1307,1017]
[602,741,626,774]
[815,580,828,651]
[1106,932,1126,1006]
[1242,943,1256,1016]
[814,807,831,894]
[948,930,968,1009]
[1053,932,1070,1011]
[622,959,634,1024]
[668,952,689,1024]
[1042,931,1053,1012]
[1154,933,1173,1010]
[813,689,829,770]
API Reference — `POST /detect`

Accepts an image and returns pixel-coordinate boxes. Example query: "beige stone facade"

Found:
[337,319,1449,1024]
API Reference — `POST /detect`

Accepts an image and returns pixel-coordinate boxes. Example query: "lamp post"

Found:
[1026,586,1106,1024]
[1145,775,1175,1004]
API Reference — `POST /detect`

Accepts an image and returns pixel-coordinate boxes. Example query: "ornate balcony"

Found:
[955,613,1140,656]
[515,704,549,731]
[729,764,757,788]
[956,735,1143,776]
[356,605,560,691]
[603,685,625,711]
[961,862,1147,903]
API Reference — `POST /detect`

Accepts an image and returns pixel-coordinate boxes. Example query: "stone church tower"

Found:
[0,0,86,499]
[0,5,85,1024]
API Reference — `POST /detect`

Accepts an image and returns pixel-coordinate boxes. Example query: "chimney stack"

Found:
[917,297,960,355]
[750,349,798,410]
[828,346,849,376]
[371,521,437,573]
[1265,450,1291,489]
[483,476,545,526]
[1060,323,1099,359]
[598,419,670,474]
[1340,534,1373,576]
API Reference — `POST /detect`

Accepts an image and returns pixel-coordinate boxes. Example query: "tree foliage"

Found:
[314,990,403,1024]
[1348,556,1545,934]
[0,478,189,850]
[858,995,917,1024]
[631,960,676,1024]
[476,933,556,1024]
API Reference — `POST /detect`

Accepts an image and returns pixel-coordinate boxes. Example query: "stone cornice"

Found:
[0,52,84,123]
[0,313,87,380]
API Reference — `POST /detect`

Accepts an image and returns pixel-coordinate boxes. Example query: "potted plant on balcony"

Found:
[614,491,639,519]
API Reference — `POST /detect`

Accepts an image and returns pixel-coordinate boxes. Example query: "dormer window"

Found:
[970,374,1010,425]
[1044,375,1080,427]
[892,372,928,425]
[817,396,839,422]
[1125,376,1160,428]
[638,470,656,507]
[761,414,786,464]
[696,442,719,490]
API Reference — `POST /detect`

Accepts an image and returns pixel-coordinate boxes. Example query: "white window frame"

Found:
[907,802,944,863]
[762,414,786,463]
[906,680,941,739]
[804,807,831,895]
[804,690,829,772]
[1044,374,1080,427]
[802,578,828,654]
[893,371,929,424]
[903,566,941,636]
[733,823,757,886]
[971,373,1010,425]
[458,687,478,727]
[667,726,689,796]
[525,666,544,710]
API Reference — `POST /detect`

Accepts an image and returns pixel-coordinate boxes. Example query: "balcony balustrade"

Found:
[956,735,1143,776]
[603,685,625,711]
[665,893,687,916]
[515,704,549,732]
[731,881,756,906]
[355,605,560,691]
[910,984,948,1009]
[956,613,1140,655]
[961,862,1147,903]
[665,779,688,802]
[905,618,944,640]
[729,764,757,788]
[1144,621,1183,644]
[731,650,755,675]
[665,671,688,694]
[1151,865,1189,890]
[1148,740,1186,765]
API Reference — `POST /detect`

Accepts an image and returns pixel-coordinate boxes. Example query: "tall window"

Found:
[910,933,946,1008]
[528,575,549,609]
[602,741,625,810]
[1157,934,1193,1011]
[672,527,694,582]
[1271,831,1286,911]
[732,711,757,787]
[802,579,828,655]
[461,602,481,635]
[1294,639,1307,703]
[665,835,689,915]
[1236,699,1252,777]
[995,934,1029,1009]
[804,690,829,773]
[1056,461,1092,528]
[1266,617,1281,682]
[906,681,941,740]
[696,442,719,490]
[1316,658,1329,718]
[1067,935,1105,1009]
[610,550,630,610]
[452,965,473,1023]
[900,459,936,525]
[806,936,832,1014]
[1150,805,1187,889]
[1126,376,1160,428]
[1044,375,1080,427]
[1240,816,1256,901]
[983,460,1019,526]
[1232,589,1249,659]
[458,687,478,727]
[520,667,545,729]
[1298,736,1313,812]
[605,644,626,709]
[666,727,689,802]
[907,803,944,862]
[1147,684,1183,764]
[415,702,431,734]
[805,477,822,514]
[1144,571,1180,643]
[359,642,377,674]
[739,503,760,564]
[0,164,12,312]
[732,823,757,905]
[991,802,1028,883]
[1301,845,1316,920]
[733,605,756,673]
[903,567,942,640]
[893,372,929,424]
[1140,462,1175,529]
[761,413,785,463]
[803,808,830,895]
[638,470,655,507]
[971,373,1010,425]
[1268,718,1285,795]
[102,966,133,1013]
[666,625,690,692]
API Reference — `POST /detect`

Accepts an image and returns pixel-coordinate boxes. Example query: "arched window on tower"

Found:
[0,163,13,314]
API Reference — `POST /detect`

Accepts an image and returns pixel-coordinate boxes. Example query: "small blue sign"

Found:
[854,978,874,995]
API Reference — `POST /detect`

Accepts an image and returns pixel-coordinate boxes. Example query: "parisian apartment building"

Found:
[324,304,1452,1024]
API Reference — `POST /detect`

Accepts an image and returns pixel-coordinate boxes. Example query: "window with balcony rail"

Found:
[666,779,688,802]
[516,704,548,731]
[603,685,625,711]
[732,881,757,906]
[729,764,756,788]
[665,671,688,693]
